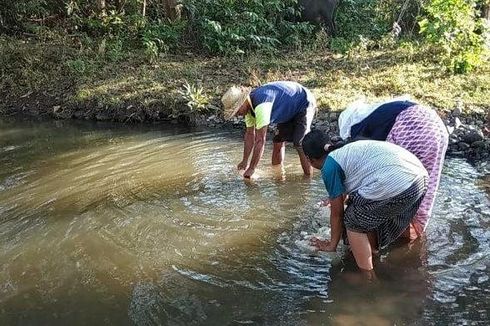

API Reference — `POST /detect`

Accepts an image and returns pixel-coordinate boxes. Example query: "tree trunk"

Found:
[482,4,490,21]
[142,0,147,17]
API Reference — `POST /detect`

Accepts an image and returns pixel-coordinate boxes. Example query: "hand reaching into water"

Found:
[310,237,337,252]
[319,198,330,207]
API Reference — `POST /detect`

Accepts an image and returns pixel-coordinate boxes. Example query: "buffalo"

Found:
[298,0,340,35]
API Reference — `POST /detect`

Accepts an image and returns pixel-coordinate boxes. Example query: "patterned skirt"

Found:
[344,176,428,249]
[386,105,449,231]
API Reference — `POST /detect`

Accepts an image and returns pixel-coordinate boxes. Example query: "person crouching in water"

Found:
[337,97,449,239]
[221,81,317,179]
[302,130,428,276]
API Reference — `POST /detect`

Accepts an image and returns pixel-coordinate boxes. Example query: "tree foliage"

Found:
[419,0,488,73]
[0,0,488,73]
[182,0,314,54]
[0,0,315,56]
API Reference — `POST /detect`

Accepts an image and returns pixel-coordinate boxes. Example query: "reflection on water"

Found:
[0,118,488,325]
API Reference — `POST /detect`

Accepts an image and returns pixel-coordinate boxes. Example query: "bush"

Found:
[141,20,187,58]
[1,1,316,56]
[2,0,487,70]
[332,0,422,53]
[66,58,89,74]
[335,0,419,41]
[181,0,315,55]
[419,0,488,73]
[178,82,211,113]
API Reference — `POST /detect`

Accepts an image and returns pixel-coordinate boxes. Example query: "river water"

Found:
[0,118,488,325]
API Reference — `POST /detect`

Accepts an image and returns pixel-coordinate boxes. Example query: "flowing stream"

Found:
[0,118,488,325]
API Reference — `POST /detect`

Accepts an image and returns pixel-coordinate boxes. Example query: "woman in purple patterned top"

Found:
[338,98,449,239]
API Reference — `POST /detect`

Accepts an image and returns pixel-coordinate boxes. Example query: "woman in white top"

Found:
[302,130,428,276]
[338,97,448,239]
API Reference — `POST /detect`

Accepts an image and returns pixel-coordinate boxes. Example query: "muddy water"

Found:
[0,118,488,325]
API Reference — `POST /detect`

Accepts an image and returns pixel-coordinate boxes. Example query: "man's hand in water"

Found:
[237,161,248,170]
[310,237,337,252]
[243,167,255,179]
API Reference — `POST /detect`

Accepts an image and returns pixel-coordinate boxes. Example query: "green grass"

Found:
[1,36,489,120]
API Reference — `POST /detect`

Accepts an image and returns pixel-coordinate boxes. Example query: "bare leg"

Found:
[271,164,286,181]
[347,229,374,271]
[295,145,312,176]
[367,231,379,255]
[272,142,285,166]
[400,222,423,241]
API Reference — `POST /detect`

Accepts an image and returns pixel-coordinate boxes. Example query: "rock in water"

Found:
[454,117,463,129]
[462,128,484,144]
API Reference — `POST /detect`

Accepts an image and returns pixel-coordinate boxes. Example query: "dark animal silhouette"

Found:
[480,2,489,21]
[298,0,340,35]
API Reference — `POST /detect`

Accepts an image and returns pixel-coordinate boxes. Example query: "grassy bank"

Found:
[1,36,489,122]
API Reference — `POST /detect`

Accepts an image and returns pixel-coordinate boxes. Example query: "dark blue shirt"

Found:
[350,101,416,140]
[249,81,310,125]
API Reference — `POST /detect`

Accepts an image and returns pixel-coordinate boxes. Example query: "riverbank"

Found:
[1,36,489,161]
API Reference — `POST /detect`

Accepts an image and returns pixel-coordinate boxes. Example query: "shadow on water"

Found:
[0,118,489,325]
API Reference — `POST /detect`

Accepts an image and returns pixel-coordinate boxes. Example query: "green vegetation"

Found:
[0,1,489,121]
[419,0,489,73]
[0,0,314,56]
[182,0,314,55]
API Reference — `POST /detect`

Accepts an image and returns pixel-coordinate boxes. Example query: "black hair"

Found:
[302,130,348,159]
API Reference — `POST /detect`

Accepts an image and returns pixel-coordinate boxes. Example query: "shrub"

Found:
[181,0,315,55]
[333,0,421,52]
[419,0,488,73]
[141,20,187,56]
[335,0,420,40]
[178,82,210,112]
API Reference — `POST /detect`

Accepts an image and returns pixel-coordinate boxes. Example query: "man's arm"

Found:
[243,126,267,178]
[238,127,255,170]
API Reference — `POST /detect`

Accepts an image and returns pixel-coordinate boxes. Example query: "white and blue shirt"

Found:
[322,140,428,201]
